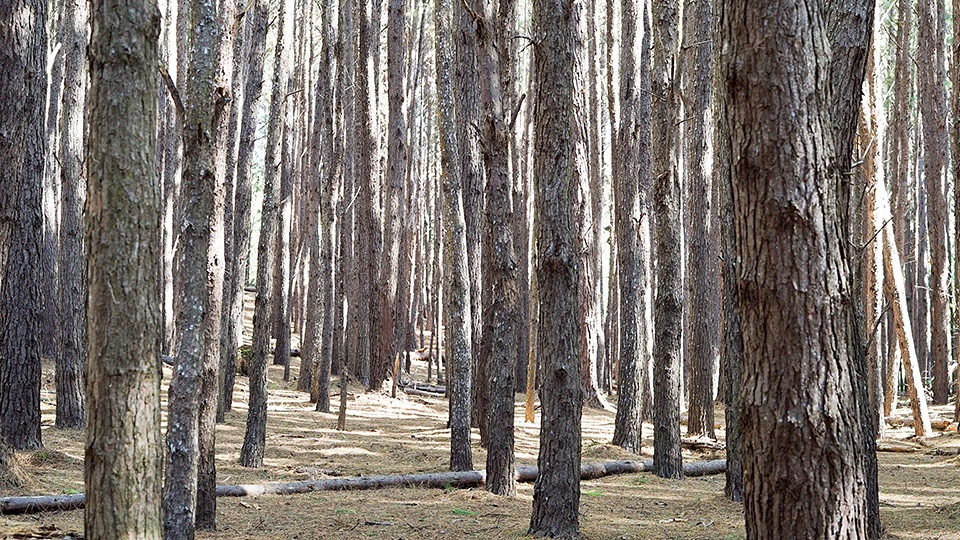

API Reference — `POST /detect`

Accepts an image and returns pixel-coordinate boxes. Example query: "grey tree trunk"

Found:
[220,0,267,418]
[240,0,293,469]
[55,0,88,430]
[680,0,717,440]
[85,0,163,535]
[436,0,474,472]
[527,0,586,533]
[651,0,683,480]
[477,0,519,496]
[0,0,45,452]
[611,0,650,456]
[163,0,233,534]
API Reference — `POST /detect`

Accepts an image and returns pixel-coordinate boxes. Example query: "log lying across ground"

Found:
[0,459,725,515]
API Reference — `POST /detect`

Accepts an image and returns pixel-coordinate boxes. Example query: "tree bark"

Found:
[435,0,474,473]
[163,0,233,534]
[477,0,519,496]
[651,0,683,481]
[85,0,163,535]
[0,0,45,452]
[527,0,586,533]
[611,0,650,456]
[55,0,88,430]
[221,0,267,418]
[917,0,951,405]
[722,0,873,536]
[240,0,293,469]
[680,0,717,440]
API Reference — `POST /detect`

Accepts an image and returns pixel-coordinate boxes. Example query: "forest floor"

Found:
[1,302,958,539]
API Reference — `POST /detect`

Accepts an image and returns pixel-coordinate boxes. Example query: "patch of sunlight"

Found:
[318,446,380,457]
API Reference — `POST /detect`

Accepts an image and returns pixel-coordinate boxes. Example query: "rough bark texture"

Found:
[312,0,337,412]
[55,0,87,430]
[527,0,586,533]
[722,0,872,536]
[0,0,45,452]
[477,0,519,496]
[651,0,683,480]
[611,0,650,455]
[713,0,742,503]
[196,0,235,529]
[435,0,473,473]
[954,0,960,424]
[454,0,486,436]
[221,0,267,417]
[85,0,163,535]
[163,0,233,533]
[680,0,717,440]
[917,0,950,405]
[240,0,292,469]
[378,0,408,392]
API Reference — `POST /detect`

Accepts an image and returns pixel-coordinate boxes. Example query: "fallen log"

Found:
[0,459,725,515]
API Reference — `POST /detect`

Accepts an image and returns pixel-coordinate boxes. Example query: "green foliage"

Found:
[451,508,477,516]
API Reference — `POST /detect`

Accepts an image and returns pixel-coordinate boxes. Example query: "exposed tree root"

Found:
[0,459,726,515]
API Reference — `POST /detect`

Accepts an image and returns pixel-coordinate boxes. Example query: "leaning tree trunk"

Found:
[651,0,683,480]
[0,0,45,452]
[55,0,88,430]
[85,0,163,535]
[722,0,874,536]
[527,0,586,534]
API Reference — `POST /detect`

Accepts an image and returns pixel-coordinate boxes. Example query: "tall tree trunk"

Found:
[55,0,88,430]
[240,0,293,469]
[954,0,960,424]
[886,0,912,419]
[379,0,408,391]
[877,178,933,437]
[477,0,519,496]
[221,0,267,417]
[578,0,606,411]
[312,0,338,412]
[611,0,650,455]
[436,0,474,472]
[0,0,45,452]
[454,0,486,436]
[163,0,233,533]
[651,0,683,480]
[917,0,950,405]
[527,0,586,533]
[680,0,717,440]
[713,0,742,503]
[85,0,163,534]
[722,0,874,535]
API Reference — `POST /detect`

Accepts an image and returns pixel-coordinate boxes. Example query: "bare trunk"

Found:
[0,0,45,452]
[85,0,163,534]
[651,0,683,480]
[527,0,586,533]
